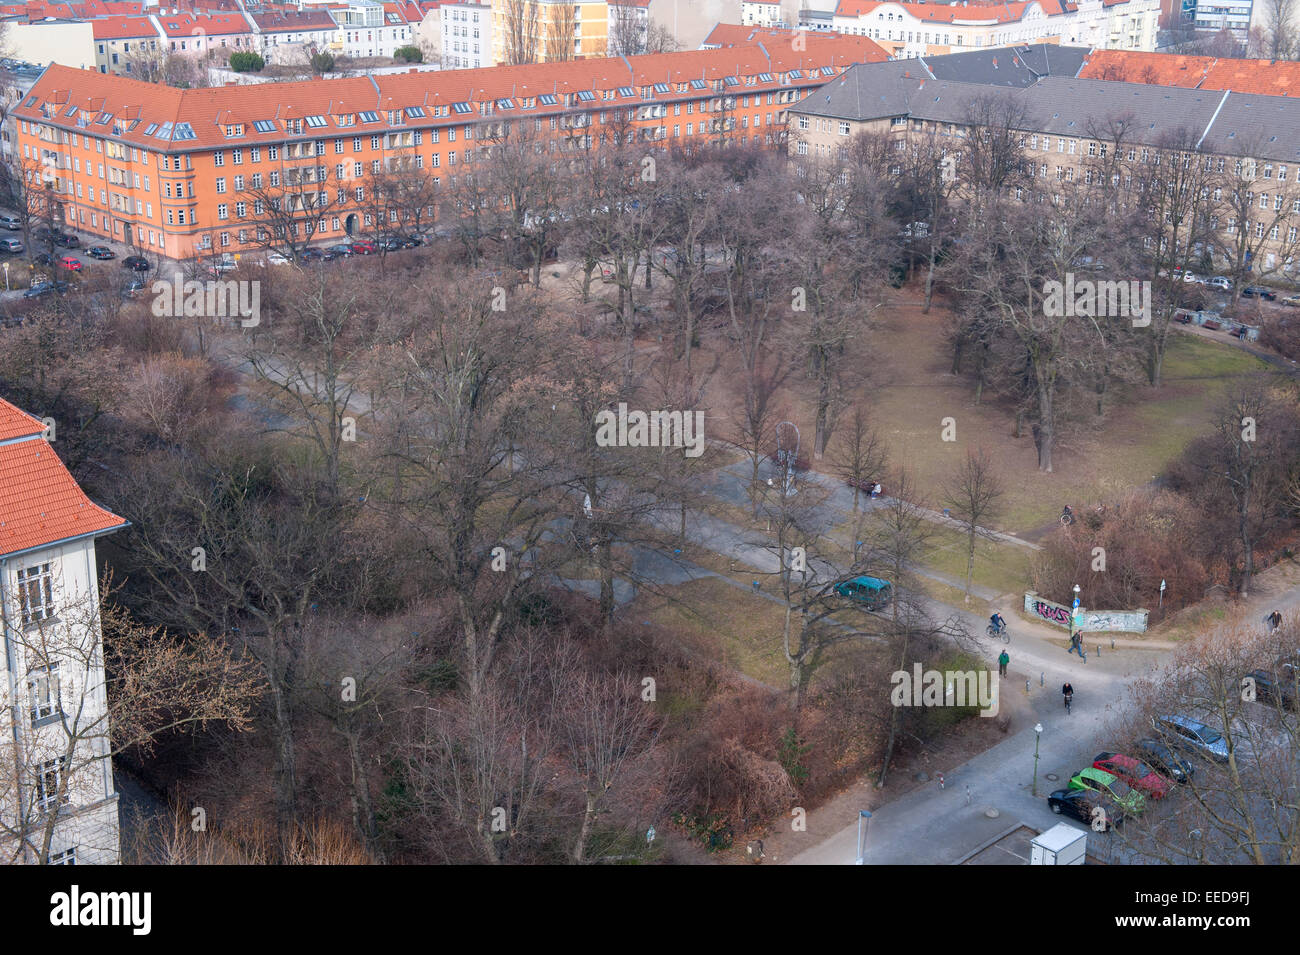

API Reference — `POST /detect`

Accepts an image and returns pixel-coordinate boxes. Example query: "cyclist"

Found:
[989,612,1006,636]
[1062,681,1074,711]
[1061,504,1075,526]
[1266,610,1282,634]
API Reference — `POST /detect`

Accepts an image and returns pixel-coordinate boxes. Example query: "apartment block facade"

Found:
[0,397,128,865]
[490,0,608,63]
[12,34,885,260]
[790,55,1300,276]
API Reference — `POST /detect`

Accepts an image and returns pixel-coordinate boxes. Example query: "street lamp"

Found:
[1071,583,1081,643]
[1032,723,1043,797]
[3,261,8,291]
[855,809,872,865]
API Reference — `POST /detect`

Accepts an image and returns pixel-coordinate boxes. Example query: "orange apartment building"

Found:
[11,34,887,260]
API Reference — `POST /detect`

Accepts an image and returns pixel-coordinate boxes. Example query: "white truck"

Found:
[1030,824,1087,865]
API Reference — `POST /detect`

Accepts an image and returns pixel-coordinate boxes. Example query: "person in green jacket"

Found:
[997,650,1009,678]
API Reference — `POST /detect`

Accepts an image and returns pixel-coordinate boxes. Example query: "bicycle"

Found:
[1064,692,1073,714]
[986,623,1011,644]
[1060,506,1076,527]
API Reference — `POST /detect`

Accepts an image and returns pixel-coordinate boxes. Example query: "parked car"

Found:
[299,247,326,262]
[326,244,354,259]
[1047,788,1123,830]
[23,280,69,298]
[376,237,402,252]
[1068,767,1146,815]
[1281,294,1300,307]
[1182,271,1205,284]
[349,239,377,255]
[1206,276,1232,291]
[210,253,237,274]
[1134,738,1195,784]
[58,255,82,271]
[0,237,24,254]
[123,255,151,272]
[1091,752,1171,799]
[1152,714,1231,763]
[1242,285,1277,300]
[85,245,115,260]
[0,214,21,231]
[36,229,79,248]
[265,251,290,265]
[122,278,147,298]
[398,234,424,248]
[33,252,53,266]
[833,576,893,611]
[1244,668,1298,709]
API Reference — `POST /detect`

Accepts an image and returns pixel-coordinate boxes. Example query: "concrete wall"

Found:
[1024,592,1149,632]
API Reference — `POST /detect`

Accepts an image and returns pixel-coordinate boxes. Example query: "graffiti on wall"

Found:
[1032,600,1071,627]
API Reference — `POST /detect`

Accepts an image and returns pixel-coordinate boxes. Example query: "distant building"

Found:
[3,17,97,71]
[741,1,782,28]
[249,9,339,65]
[0,396,128,865]
[91,15,162,75]
[441,1,490,67]
[490,0,608,64]
[608,0,650,54]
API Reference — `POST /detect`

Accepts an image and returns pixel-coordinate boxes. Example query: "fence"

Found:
[1023,592,1148,633]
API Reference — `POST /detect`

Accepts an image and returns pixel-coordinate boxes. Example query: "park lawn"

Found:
[809,291,1274,536]
[629,576,791,688]
[919,526,1033,598]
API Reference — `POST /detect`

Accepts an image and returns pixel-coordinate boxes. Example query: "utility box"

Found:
[1030,824,1087,865]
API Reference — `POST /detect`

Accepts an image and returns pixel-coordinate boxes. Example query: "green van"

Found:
[834,575,893,611]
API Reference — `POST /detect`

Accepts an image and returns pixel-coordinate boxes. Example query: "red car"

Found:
[1092,752,1171,800]
[58,255,83,271]
[349,239,377,255]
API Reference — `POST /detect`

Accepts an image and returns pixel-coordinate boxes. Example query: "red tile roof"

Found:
[18,37,886,150]
[153,11,253,37]
[91,14,159,40]
[0,397,127,558]
[0,397,44,443]
[834,0,1065,23]
[1079,49,1300,97]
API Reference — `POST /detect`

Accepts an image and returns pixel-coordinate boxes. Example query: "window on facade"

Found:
[37,757,69,811]
[17,564,54,625]
[29,664,61,723]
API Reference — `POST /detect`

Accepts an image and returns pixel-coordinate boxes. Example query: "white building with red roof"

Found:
[827,0,1159,57]
[92,14,163,75]
[149,9,257,58]
[0,395,128,864]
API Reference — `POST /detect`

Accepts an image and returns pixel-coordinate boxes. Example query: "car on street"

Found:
[326,243,354,259]
[1206,276,1232,291]
[349,239,377,255]
[1091,752,1172,799]
[299,247,326,262]
[33,252,53,266]
[1152,714,1231,763]
[1282,294,1300,307]
[86,245,115,260]
[1241,285,1277,300]
[1068,767,1146,815]
[123,255,151,272]
[58,255,82,271]
[0,237,24,254]
[23,280,69,298]
[376,237,402,252]
[122,278,147,298]
[1245,668,1298,709]
[265,251,290,265]
[1047,788,1123,830]
[1182,271,1205,284]
[0,214,21,231]
[833,576,893,611]
[398,234,424,248]
[1134,738,1195,783]
[36,229,79,248]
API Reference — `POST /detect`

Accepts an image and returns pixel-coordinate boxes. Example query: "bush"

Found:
[310,52,335,74]
[394,46,423,63]
[228,52,264,73]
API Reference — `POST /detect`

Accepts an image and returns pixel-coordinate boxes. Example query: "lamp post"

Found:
[1071,583,1081,642]
[3,260,8,291]
[1032,723,1043,796]
[855,809,872,865]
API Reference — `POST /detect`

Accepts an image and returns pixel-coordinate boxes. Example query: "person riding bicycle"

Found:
[1062,682,1074,708]
[990,612,1006,635]
[1061,504,1075,525]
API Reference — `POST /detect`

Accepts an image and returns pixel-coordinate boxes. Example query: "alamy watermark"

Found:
[151,273,260,327]
[1043,273,1150,328]
[594,402,704,457]
[890,663,1000,717]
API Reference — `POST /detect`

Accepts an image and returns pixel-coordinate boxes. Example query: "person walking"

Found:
[1266,610,1282,634]
[997,649,1009,677]
[1069,631,1088,662]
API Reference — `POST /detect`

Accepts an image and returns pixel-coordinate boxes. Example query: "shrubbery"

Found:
[228,52,264,73]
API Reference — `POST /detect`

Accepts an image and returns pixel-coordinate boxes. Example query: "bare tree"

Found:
[501,0,541,65]
[940,447,1005,602]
